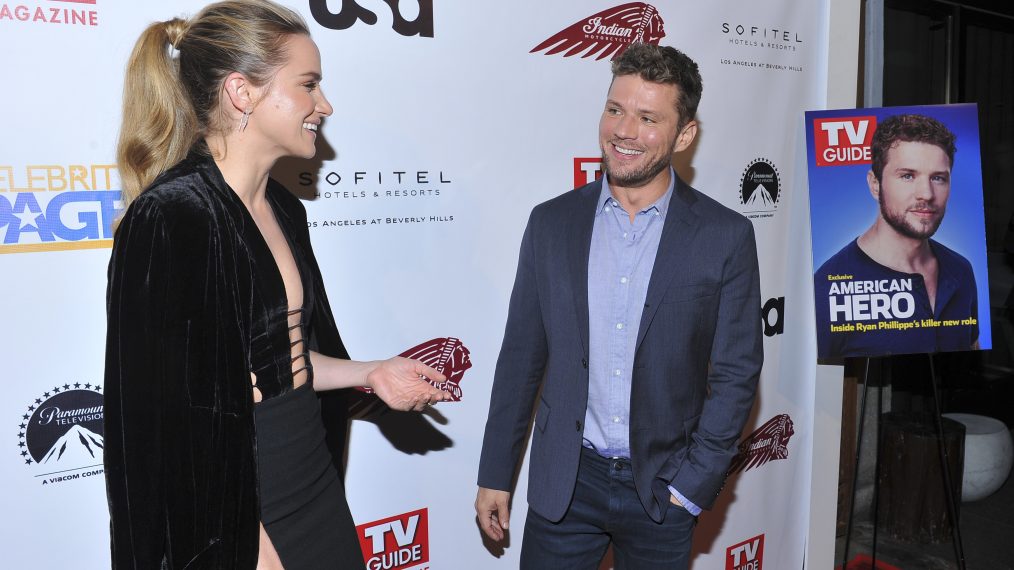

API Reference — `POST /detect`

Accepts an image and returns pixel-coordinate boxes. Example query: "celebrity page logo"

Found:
[531,3,664,61]
[0,163,121,254]
[357,508,430,570]
[728,414,794,474]
[726,534,764,570]
[814,116,877,166]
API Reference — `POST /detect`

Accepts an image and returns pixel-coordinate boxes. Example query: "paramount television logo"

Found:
[357,508,430,570]
[531,2,665,61]
[18,383,105,485]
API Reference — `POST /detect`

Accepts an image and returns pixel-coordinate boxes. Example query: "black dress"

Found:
[105,152,367,569]
[247,195,364,569]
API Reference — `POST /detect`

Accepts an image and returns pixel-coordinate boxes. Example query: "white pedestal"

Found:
[942,413,1014,502]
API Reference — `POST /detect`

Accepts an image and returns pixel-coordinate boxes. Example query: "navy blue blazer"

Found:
[477,175,762,523]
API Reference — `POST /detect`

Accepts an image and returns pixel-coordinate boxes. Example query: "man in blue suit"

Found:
[475,43,762,569]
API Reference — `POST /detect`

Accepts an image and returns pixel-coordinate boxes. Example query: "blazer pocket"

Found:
[535,398,551,433]
[659,282,719,304]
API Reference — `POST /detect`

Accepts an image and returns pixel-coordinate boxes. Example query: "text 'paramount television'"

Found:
[806,104,991,359]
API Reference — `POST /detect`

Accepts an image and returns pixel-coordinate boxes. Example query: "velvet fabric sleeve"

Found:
[104,196,173,568]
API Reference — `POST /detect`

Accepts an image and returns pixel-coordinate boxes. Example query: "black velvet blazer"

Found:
[104,153,352,569]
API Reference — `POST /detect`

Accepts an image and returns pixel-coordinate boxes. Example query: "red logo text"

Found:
[357,508,430,570]
[726,534,764,570]
[531,3,665,61]
[813,116,876,166]
[574,157,603,188]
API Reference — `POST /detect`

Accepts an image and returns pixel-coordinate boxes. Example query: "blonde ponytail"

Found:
[116,0,309,214]
[116,18,199,211]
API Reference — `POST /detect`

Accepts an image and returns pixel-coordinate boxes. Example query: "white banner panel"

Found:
[0,1,834,568]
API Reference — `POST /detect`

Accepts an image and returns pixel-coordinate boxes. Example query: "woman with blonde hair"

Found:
[104,1,450,568]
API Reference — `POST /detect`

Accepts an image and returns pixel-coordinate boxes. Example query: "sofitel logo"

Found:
[531,2,665,61]
[728,414,794,474]
[17,383,105,485]
[309,0,433,37]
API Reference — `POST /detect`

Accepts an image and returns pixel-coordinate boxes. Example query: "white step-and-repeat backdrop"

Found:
[1,1,837,568]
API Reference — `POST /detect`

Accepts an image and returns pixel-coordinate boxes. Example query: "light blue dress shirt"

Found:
[582,169,701,516]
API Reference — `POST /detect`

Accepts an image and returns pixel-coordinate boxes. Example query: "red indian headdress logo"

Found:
[530,3,665,61]
[358,337,472,401]
[728,413,794,474]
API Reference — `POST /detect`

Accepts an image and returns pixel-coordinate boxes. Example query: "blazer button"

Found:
[581,358,588,369]
[576,420,583,432]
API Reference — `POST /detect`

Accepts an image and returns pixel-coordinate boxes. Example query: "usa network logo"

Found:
[357,508,430,570]
[0,0,100,27]
[0,163,121,254]
[531,2,665,61]
[309,0,433,37]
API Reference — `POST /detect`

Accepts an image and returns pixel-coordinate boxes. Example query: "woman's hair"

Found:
[116,0,309,209]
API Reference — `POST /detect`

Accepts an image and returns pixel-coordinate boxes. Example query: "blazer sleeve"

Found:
[671,219,763,509]
[477,209,550,491]
[104,196,172,569]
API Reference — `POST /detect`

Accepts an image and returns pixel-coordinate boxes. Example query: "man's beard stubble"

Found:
[601,148,672,189]
[879,189,945,240]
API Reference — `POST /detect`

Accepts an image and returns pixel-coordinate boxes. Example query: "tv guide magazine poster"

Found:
[806,104,990,359]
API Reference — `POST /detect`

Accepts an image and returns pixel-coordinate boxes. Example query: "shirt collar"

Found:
[596,167,676,217]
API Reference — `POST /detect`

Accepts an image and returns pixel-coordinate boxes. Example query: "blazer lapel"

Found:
[635,176,700,353]
[569,181,601,355]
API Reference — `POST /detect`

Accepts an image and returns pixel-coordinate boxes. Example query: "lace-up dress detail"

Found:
[248,192,364,569]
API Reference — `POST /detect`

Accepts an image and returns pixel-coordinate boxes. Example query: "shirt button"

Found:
[614,369,622,376]
[623,232,628,238]
[612,201,618,207]
[612,416,620,423]
[616,323,624,330]
[620,276,628,284]
[604,206,611,212]
[655,211,661,216]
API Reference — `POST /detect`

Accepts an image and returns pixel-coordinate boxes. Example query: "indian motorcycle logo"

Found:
[530,3,665,61]
[359,337,472,401]
[17,383,105,485]
[728,413,794,474]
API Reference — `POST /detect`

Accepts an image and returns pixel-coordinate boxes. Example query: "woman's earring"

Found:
[239,109,251,132]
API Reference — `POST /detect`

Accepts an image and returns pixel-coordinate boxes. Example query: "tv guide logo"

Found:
[813,116,876,167]
[357,508,430,570]
[726,533,764,570]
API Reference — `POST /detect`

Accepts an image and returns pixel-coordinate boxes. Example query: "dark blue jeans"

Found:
[521,447,696,570]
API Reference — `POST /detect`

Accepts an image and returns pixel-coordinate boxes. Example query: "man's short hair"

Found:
[871,114,957,182]
[611,43,703,131]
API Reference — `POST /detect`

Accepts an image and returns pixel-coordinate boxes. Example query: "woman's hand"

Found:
[366,357,451,411]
